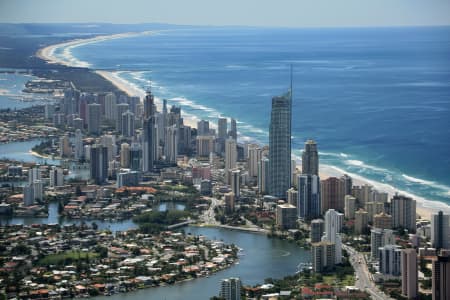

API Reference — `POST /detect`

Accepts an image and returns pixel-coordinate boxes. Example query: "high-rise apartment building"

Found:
[49,166,64,188]
[379,245,402,276]
[297,174,321,220]
[323,209,344,264]
[301,140,319,175]
[432,254,450,300]
[355,209,369,234]
[87,103,101,135]
[225,139,237,171]
[392,194,416,233]
[344,195,356,219]
[90,144,108,185]
[276,204,297,230]
[311,241,336,272]
[401,248,418,299]
[269,90,292,199]
[220,277,241,300]
[121,110,135,137]
[371,228,395,260]
[431,211,450,250]
[257,157,270,195]
[311,219,325,243]
[321,177,345,213]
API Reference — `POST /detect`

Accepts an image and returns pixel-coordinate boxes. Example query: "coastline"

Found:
[35,33,450,221]
[36,31,156,68]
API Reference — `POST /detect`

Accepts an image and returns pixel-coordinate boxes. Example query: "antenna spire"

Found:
[290,64,293,96]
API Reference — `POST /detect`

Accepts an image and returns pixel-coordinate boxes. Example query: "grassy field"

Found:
[322,274,355,287]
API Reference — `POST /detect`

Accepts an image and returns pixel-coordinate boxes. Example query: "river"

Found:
[0,139,311,299]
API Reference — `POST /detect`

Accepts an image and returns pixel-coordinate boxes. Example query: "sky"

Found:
[1,0,450,27]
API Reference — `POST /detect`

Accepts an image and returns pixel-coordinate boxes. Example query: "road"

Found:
[200,196,220,225]
[343,244,393,300]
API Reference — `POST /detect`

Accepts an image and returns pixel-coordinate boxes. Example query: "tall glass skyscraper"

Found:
[269,90,292,199]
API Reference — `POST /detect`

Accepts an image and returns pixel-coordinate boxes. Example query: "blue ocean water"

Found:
[65,26,449,204]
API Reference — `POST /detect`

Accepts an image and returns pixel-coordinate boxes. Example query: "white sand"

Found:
[37,33,450,221]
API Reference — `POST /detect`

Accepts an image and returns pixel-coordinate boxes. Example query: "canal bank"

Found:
[0,140,311,299]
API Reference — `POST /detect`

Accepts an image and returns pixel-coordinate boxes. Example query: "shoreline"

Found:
[36,31,156,68]
[35,33,450,221]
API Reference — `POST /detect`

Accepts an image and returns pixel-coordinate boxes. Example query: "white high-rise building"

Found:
[220,277,241,300]
[371,228,395,260]
[225,139,237,171]
[257,157,269,195]
[322,209,344,264]
[379,244,402,276]
[28,167,41,184]
[344,195,357,219]
[247,144,261,178]
[104,93,117,120]
[49,166,64,188]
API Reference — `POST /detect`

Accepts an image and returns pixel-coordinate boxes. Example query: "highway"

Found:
[343,244,393,300]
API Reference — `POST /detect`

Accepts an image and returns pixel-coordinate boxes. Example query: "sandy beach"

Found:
[36,33,450,221]
[36,31,155,68]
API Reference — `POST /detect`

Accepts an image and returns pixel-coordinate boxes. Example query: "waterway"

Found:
[0,139,311,299]
[99,226,310,300]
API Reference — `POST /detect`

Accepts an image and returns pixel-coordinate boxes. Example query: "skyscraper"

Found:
[276,204,298,230]
[355,209,369,234]
[310,219,325,243]
[229,118,237,140]
[231,169,240,198]
[378,244,402,276]
[116,102,129,131]
[49,166,64,188]
[225,139,237,171]
[87,103,101,135]
[401,248,418,299]
[257,157,269,195]
[269,90,292,199]
[322,209,344,263]
[302,140,319,175]
[120,143,130,168]
[297,174,321,220]
[129,142,142,171]
[344,195,356,219]
[220,277,241,300]
[142,91,157,172]
[121,110,135,137]
[90,144,108,185]
[247,144,262,178]
[392,194,417,233]
[74,129,84,160]
[370,228,395,260]
[197,120,210,136]
[104,92,117,121]
[321,177,345,213]
[432,254,450,300]
[311,241,336,273]
[431,211,450,250]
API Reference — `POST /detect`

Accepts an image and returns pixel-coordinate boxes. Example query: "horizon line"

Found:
[1,21,450,30]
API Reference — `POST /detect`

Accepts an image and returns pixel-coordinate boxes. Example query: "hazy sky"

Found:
[1,0,450,27]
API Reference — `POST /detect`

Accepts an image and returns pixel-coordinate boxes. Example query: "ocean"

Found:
[52,26,450,205]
